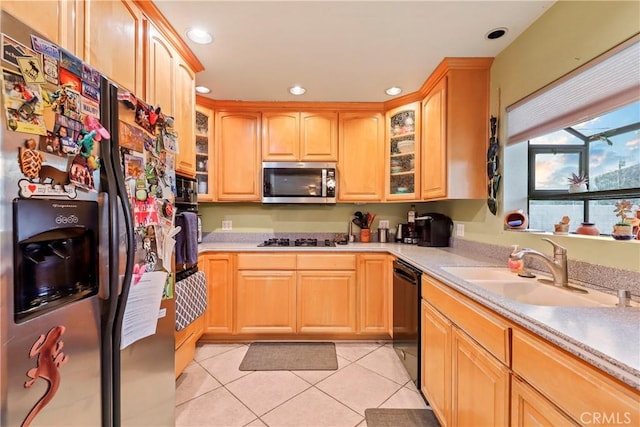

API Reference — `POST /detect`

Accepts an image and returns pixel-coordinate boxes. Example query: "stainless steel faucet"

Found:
[509,238,569,287]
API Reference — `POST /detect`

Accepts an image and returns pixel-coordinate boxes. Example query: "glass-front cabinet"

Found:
[386,102,420,200]
[195,105,214,200]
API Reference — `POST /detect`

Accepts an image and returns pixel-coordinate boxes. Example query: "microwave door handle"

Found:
[322,169,327,197]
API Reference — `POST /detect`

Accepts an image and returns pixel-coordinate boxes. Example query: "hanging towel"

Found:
[181,211,199,266]
[175,271,207,331]
[174,214,186,267]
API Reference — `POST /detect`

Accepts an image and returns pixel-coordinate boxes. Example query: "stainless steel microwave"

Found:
[262,162,337,203]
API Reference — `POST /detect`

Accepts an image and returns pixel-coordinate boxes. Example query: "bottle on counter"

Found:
[508,244,524,273]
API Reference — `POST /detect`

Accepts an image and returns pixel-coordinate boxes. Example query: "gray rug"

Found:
[364,408,440,427]
[239,342,338,371]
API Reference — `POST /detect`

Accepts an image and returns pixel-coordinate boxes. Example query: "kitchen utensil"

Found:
[352,218,363,229]
[395,224,404,242]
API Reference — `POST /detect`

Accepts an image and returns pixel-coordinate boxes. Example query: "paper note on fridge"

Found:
[120,271,168,349]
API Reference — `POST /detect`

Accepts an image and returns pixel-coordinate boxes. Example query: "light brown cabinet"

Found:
[236,253,297,334]
[338,112,385,202]
[3,1,77,53]
[262,111,338,161]
[451,327,509,426]
[215,111,262,201]
[386,102,421,200]
[511,376,577,426]
[420,58,492,200]
[201,253,234,335]
[512,329,640,426]
[83,0,144,95]
[421,274,510,426]
[421,300,452,426]
[146,23,175,116]
[195,105,214,200]
[357,254,392,336]
[173,59,196,178]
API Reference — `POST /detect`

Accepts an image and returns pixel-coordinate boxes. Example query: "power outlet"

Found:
[456,223,464,237]
[222,220,232,231]
[379,219,390,229]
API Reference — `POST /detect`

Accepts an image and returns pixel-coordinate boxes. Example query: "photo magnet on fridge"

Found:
[2,69,47,135]
[135,100,153,134]
[2,33,40,68]
[30,35,60,59]
[59,49,82,76]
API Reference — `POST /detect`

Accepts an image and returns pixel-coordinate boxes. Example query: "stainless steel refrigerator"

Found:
[0,11,176,426]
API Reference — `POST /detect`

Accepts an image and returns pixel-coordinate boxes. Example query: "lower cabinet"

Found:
[421,272,640,427]
[199,251,392,340]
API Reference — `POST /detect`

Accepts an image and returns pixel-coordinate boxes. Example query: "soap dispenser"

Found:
[508,245,523,273]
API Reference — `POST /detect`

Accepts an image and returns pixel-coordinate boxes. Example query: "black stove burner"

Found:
[258,238,336,247]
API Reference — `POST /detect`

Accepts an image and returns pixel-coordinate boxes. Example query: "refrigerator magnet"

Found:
[16,56,45,84]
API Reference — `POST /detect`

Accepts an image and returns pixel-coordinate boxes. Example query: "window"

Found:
[507,36,640,235]
[527,101,640,233]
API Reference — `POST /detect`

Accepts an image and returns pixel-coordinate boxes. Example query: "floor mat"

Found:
[364,408,440,427]
[238,342,338,371]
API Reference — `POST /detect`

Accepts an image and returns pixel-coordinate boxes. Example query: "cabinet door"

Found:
[201,253,233,335]
[216,111,261,201]
[511,376,578,427]
[236,270,296,334]
[338,112,385,201]
[3,1,69,48]
[386,102,421,200]
[421,77,447,200]
[195,105,214,200]
[262,112,299,161]
[421,300,452,427]
[297,271,356,334]
[300,112,338,161]
[357,254,391,335]
[174,59,196,178]
[451,327,509,427]
[147,23,175,117]
[83,0,143,94]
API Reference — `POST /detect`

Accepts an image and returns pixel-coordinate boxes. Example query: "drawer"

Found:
[237,253,297,270]
[512,329,640,425]
[422,275,510,365]
[297,253,356,270]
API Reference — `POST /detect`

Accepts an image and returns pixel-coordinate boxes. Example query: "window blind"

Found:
[506,35,640,144]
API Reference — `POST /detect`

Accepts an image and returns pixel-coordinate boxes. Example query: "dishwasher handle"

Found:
[393,261,421,285]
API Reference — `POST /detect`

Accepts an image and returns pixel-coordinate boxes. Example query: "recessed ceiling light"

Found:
[486,27,508,40]
[289,86,306,96]
[186,28,213,44]
[385,86,402,96]
[195,86,211,94]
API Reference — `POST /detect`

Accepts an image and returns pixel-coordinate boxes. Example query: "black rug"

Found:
[239,342,338,371]
[364,408,440,427]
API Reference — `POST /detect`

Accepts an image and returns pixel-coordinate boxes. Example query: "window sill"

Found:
[505,228,639,243]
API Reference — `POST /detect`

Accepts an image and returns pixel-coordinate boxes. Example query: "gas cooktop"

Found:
[258,238,336,247]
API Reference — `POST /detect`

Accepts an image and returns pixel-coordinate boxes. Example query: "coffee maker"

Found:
[415,213,453,247]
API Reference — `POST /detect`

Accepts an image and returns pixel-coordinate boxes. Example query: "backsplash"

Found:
[451,238,640,297]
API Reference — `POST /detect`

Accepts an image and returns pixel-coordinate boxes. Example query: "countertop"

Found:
[198,241,640,390]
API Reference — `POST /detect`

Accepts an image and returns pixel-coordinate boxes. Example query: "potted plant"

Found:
[567,172,588,193]
[612,200,634,239]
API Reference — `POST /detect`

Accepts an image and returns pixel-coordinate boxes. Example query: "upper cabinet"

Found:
[338,112,385,202]
[215,111,262,201]
[83,0,144,94]
[195,105,214,201]
[2,1,77,53]
[173,59,196,178]
[146,23,175,116]
[262,111,338,161]
[420,58,492,200]
[386,102,421,201]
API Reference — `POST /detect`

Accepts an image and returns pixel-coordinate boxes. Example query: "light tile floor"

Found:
[176,342,430,427]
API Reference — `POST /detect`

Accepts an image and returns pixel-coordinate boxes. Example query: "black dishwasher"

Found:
[392,259,422,388]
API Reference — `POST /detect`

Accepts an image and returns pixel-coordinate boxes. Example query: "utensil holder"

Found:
[360,228,371,243]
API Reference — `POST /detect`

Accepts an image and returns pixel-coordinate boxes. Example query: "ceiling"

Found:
[154,0,555,103]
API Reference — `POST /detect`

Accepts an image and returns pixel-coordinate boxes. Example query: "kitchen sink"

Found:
[441,267,636,307]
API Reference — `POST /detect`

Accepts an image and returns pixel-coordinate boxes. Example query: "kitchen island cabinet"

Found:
[262,111,338,162]
[338,112,385,202]
[215,111,262,201]
[420,58,492,200]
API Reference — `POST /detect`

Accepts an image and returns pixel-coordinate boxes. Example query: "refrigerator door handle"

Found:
[98,192,110,300]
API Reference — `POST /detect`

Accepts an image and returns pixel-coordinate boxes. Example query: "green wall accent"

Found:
[440,0,640,271]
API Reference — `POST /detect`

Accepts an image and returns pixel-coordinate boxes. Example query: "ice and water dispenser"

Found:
[13,199,98,322]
